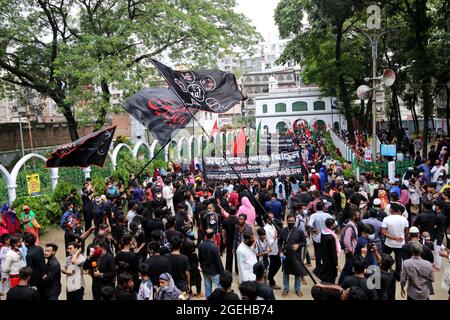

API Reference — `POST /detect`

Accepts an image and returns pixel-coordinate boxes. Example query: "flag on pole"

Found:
[123,87,197,145]
[150,58,246,113]
[236,127,247,156]
[46,126,116,168]
[210,119,219,136]
[256,121,261,154]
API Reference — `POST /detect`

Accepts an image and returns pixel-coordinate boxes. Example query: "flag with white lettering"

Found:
[150,59,246,113]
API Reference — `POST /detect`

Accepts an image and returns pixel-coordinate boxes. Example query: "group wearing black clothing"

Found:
[222,211,238,273]
[23,234,47,299]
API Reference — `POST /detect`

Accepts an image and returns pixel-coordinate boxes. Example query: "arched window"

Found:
[262,75,269,81]
[276,121,288,133]
[292,101,308,112]
[313,101,326,111]
[262,104,268,113]
[263,125,269,134]
[275,103,286,113]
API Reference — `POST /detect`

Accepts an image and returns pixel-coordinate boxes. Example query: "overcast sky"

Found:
[236,0,280,41]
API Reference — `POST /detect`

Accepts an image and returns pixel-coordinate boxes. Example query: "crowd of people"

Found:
[0,128,449,301]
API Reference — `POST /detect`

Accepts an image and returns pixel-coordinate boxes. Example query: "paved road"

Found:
[41,226,449,300]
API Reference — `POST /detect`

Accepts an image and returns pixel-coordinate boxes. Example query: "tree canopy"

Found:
[275,0,450,154]
[0,0,261,141]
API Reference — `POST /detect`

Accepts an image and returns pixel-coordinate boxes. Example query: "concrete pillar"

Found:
[388,161,396,181]
[7,184,17,204]
[83,167,91,180]
[50,168,59,191]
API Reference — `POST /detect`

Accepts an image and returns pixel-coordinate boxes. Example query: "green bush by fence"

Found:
[352,158,414,177]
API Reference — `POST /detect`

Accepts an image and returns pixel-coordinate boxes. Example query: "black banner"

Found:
[123,87,197,145]
[46,126,116,168]
[151,59,246,113]
[204,136,307,181]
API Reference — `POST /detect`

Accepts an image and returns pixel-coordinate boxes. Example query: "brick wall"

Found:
[0,113,132,152]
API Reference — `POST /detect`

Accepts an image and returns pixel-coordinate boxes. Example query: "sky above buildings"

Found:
[236,0,281,41]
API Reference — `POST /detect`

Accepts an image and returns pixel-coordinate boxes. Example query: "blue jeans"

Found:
[283,273,301,293]
[203,273,221,298]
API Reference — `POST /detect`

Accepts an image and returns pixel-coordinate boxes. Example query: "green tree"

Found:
[0,0,261,140]
[275,0,370,144]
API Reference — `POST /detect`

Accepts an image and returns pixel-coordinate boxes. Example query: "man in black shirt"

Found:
[297,184,312,207]
[7,267,39,301]
[114,273,137,300]
[142,208,165,242]
[341,256,378,300]
[402,227,434,262]
[83,239,117,301]
[23,232,46,299]
[198,229,224,298]
[207,271,240,301]
[253,261,275,300]
[377,253,396,300]
[165,236,190,292]
[145,241,171,287]
[43,243,61,300]
[222,206,238,273]
[414,202,437,240]
[165,216,185,244]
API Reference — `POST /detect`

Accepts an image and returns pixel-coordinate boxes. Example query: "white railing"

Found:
[330,130,356,162]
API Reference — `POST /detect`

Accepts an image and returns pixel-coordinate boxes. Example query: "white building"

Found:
[255,83,347,134]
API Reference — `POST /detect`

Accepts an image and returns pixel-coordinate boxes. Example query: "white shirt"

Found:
[1,249,25,275]
[236,242,257,283]
[263,223,278,256]
[431,165,445,183]
[138,279,153,300]
[382,215,409,248]
[64,254,86,292]
[162,185,175,215]
[127,210,136,230]
[308,211,334,243]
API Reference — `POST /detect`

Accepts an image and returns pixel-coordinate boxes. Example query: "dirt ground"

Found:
[40,225,449,300]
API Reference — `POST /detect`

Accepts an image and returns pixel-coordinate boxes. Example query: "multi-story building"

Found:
[255,81,346,134]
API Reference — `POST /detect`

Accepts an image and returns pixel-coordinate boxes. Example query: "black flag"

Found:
[123,87,197,145]
[46,126,116,168]
[150,58,246,113]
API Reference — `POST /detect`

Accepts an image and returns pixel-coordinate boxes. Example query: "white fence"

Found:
[0,129,244,204]
[330,130,356,162]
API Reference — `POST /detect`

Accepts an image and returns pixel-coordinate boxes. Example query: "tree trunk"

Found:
[391,86,403,144]
[411,94,419,132]
[445,84,450,131]
[51,93,79,141]
[335,22,355,144]
[95,79,111,130]
[422,82,433,158]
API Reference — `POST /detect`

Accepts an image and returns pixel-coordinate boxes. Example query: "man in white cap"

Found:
[401,226,433,261]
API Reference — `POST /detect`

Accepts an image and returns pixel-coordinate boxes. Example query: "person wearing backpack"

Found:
[338,205,361,284]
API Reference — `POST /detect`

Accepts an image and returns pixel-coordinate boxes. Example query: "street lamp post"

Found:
[17,109,25,157]
[25,94,34,153]
[357,5,391,161]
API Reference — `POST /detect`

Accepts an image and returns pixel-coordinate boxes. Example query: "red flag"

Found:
[210,119,219,136]
[236,127,247,156]
[305,129,312,138]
